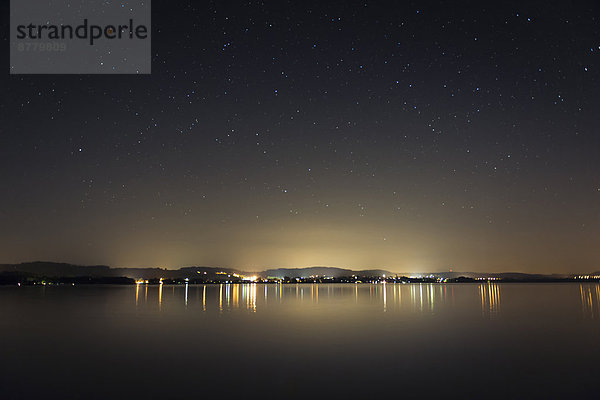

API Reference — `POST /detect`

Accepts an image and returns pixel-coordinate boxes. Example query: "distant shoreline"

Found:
[2,276,599,286]
[1,261,599,286]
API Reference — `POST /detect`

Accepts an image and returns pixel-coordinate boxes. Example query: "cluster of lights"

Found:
[575,275,600,280]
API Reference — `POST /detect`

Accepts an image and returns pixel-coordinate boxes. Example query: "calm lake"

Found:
[1,283,599,399]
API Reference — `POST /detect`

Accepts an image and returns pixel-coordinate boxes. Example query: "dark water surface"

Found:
[1,283,599,399]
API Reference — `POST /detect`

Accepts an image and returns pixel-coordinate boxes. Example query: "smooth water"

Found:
[1,283,599,399]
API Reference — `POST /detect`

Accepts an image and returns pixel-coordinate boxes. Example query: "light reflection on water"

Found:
[134,282,468,315]
[3,283,600,399]
[580,283,600,319]
[132,282,600,320]
[479,282,501,318]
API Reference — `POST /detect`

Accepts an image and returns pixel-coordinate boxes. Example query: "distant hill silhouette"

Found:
[262,267,392,278]
[0,261,582,281]
[0,262,112,277]
[0,262,392,279]
[0,262,242,280]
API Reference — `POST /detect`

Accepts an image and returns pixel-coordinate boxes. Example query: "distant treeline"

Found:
[1,262,598,285]
[0,271,134,285]
[3,272,598,286]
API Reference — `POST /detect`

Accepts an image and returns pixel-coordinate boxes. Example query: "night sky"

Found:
[2,1,600,273]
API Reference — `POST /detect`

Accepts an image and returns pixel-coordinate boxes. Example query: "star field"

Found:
[1,0,600,272]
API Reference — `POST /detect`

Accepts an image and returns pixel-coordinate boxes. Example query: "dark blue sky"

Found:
[2,1,599,273]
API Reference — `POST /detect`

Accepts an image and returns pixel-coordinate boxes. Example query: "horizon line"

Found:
[2,260,598,276]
